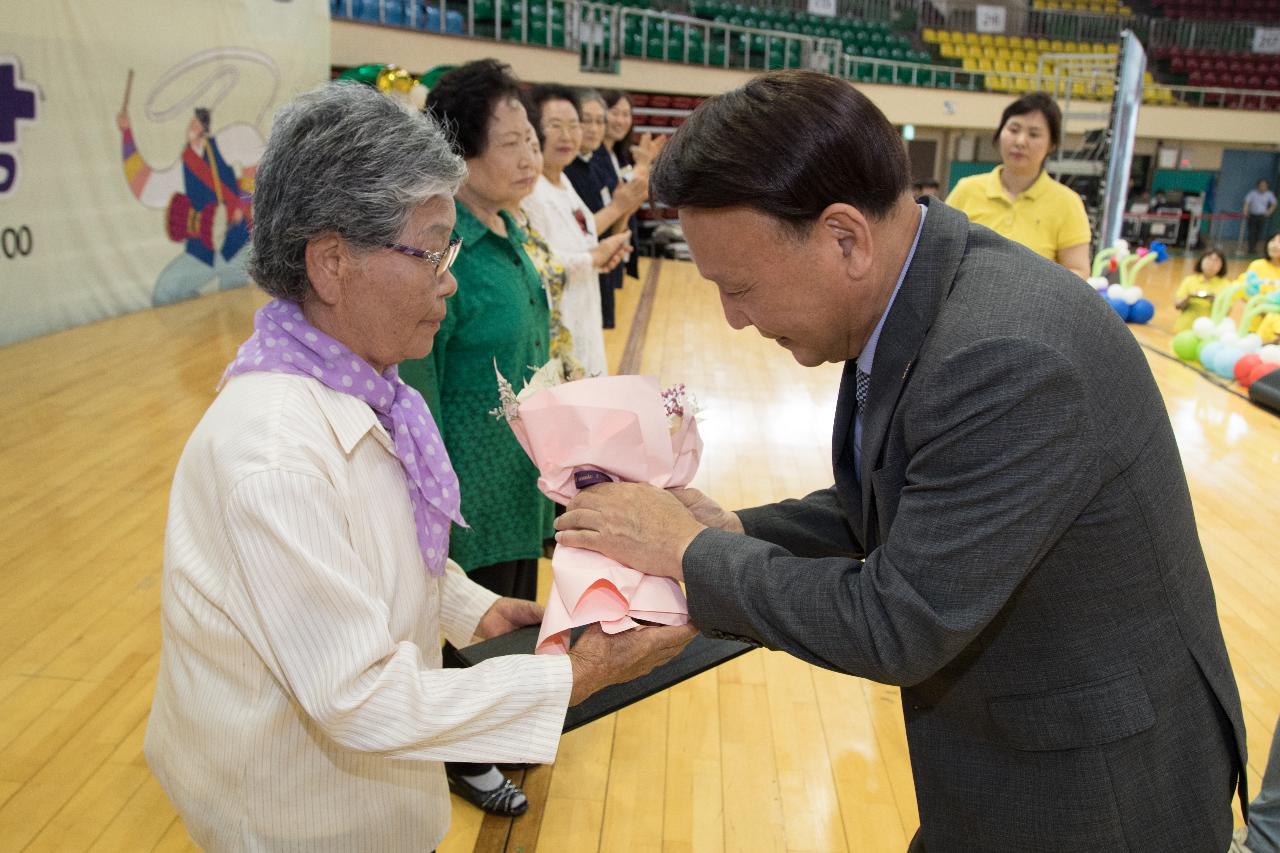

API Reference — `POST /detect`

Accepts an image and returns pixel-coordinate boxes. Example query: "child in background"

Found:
[1242,232,1280,290]
[1174,248,1231,333]
[1258,311,1280,345]
[1240,232,1280,333]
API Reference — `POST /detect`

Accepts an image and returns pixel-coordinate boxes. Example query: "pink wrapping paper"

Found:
[501,373,702,654]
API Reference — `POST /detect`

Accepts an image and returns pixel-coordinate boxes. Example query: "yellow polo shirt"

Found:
[946,166,1092,261]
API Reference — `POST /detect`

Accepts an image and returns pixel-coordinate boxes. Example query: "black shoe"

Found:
[495,762,536,771]
[447,770,529,817]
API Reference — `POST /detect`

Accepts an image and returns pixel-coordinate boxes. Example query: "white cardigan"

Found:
[522,173,609,377]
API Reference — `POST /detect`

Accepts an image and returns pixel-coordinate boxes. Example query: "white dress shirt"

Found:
[145,371,573,852]
[522,173,609,377]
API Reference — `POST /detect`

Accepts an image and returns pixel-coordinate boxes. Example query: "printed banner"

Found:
[0,0,330,346]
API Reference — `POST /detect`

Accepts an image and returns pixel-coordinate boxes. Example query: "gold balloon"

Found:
[375,65,414,94]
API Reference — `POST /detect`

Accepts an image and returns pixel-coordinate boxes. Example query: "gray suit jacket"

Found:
[683,198,1247,852]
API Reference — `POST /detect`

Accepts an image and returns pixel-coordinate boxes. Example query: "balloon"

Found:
[1172,330,1200,360]
[1199,341,1222,368]
[1106,296,1131,320]
[1129,299,1155,324]
[409,82,428,111]
[1192,317,1216,338]
[1211,347,1243,378]
[1240,333,1262,353]
[1087,275,1109,293]
[1247,362,1279,386]
[1234,353,1263,384]
[338,63,385,87]
[1122,286,1143,305]
[376,64,414,94]
[1107,283,1125,299]
[1218,318,1236,337]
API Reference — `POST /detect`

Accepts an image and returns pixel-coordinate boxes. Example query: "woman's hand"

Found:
[475,597,544,640]
[630,132,667,170]
[567,622,698,706]
[590,231,632,273]
[613,176,649,216]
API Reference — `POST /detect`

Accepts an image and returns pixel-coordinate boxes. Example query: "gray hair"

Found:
[577,88,607,111]
[249,82,467,303]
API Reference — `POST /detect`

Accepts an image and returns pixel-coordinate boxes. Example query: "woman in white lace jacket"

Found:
[521,84,631,377]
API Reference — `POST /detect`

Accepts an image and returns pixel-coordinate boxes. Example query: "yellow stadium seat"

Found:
[1037,37,1051,51]
[1024,61,1040,74]
[1107,43,1119,53]
[940,43,957,58]
[1050,39,1065,51]
[996,47,1012,60]
[995,35,1009,47]
[962,57,979,71]
[982,45,998,59]
[937,29,952,43]
[965,32,980,45]
[1012,48,1027,62]
[1014,76,1032,91]
[979,33,994,46]
[1064,41,1079,52]
[993,59,1009,72]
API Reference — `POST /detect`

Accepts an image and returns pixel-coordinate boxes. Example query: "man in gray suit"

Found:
[554,71,1247,851]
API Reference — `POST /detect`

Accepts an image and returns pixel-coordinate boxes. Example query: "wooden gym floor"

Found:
[0,250,1275,852]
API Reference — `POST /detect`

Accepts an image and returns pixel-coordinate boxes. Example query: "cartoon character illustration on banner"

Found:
[115,49,275,307]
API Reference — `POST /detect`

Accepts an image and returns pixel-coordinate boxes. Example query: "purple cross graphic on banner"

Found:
[0,62,38,145]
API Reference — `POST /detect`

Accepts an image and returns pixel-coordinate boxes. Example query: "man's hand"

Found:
[475,597,544,640]
[554,482,704,582]
[567,622,698,705]
[669,488,744,534]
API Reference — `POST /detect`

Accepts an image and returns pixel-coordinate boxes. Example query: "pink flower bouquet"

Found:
[495,361,702,654]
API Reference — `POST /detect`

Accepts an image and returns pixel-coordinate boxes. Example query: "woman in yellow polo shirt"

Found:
[946,92,1092,278]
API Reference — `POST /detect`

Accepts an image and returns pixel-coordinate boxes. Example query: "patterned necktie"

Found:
[855,367,872,412]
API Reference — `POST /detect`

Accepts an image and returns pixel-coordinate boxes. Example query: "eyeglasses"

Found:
[543,120,581,135]
[383,237,463,278]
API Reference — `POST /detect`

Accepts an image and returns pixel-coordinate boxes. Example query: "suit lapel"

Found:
[858,199,970,548]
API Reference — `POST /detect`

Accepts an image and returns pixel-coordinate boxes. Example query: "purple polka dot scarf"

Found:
[221,299,465,576]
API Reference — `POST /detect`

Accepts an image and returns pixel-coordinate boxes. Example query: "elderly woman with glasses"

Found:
[143,82,694,852]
